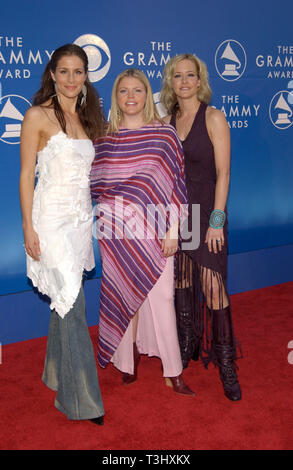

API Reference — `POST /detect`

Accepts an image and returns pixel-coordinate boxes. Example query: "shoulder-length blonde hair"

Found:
[160,54,212,115]
[108,68,163,134]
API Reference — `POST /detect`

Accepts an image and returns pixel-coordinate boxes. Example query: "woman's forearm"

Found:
[213,170,230,211]
[19,172,35,229]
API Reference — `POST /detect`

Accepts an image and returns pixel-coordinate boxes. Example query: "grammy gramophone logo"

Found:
[215,40,247,82]
[0,94,31,144]
[269,90,293,129]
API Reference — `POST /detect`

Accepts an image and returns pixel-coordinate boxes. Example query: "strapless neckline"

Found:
[38,131,91,155]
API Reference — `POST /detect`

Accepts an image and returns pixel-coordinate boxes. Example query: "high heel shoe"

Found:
[122,342,140,385]
[165,375,195,397]
[90,416,104,426]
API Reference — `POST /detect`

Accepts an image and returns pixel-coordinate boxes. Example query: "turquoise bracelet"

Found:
[209,210,226,229]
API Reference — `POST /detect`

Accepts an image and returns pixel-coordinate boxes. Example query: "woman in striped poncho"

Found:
[90,69,195,396]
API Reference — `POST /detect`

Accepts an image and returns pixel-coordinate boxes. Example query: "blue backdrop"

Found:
[0,0,292,342]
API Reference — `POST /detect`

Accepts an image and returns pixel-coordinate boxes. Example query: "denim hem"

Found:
[55,398,104,421]
[42,377,58,392]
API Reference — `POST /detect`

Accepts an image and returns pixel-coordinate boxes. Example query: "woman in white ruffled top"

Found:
[19,44,105,425]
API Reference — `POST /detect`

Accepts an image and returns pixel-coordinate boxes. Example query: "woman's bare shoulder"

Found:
[23,102,55,129]
[206,106,229,134]
[24,105,43,120]
[206,106,227,124]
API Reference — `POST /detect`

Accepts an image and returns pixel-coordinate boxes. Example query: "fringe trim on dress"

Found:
[175,251,242,369]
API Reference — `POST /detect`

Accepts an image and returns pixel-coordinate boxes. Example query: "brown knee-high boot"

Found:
[212,306,242,401]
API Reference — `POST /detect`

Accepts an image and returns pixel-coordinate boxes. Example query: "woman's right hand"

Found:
[24,226,41,261]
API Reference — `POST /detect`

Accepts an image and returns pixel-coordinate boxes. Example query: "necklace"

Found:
[176,103,201,141]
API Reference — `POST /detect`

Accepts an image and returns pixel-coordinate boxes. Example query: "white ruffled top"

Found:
[27,132,95,318]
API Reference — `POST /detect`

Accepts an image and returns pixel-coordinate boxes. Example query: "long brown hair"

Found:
[33,44,105,140]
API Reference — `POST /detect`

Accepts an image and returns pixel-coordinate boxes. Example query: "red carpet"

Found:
[1,282,293,450]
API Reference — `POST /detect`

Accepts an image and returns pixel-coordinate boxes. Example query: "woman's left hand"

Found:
[161,235,178,257]
[205,226,224,254]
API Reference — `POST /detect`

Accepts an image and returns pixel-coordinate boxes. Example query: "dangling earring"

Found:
[53,81,61,104]
[51,81,57,97]
[81,84,87,106]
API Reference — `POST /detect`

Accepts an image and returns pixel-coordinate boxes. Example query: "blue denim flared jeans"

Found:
[42,287,104,420]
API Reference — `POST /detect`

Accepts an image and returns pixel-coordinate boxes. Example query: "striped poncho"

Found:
[90,123,188,368]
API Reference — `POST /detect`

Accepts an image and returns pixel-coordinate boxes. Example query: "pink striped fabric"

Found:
[90,123,187,367]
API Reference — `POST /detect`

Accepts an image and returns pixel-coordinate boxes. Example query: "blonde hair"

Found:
[160,54,212,115]
[108,68,163,134]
